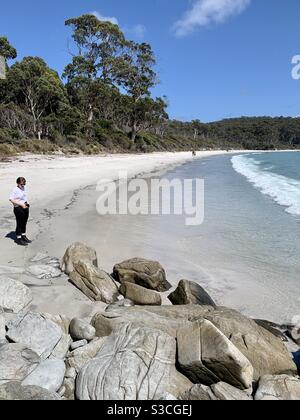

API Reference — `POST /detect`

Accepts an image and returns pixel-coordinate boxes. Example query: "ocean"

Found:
[126,151,300,323]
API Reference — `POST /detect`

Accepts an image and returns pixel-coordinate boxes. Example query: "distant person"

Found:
[192,150,196,157]
[9,177,31,246]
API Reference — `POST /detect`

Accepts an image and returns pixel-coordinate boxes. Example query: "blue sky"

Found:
[1,0,300,122]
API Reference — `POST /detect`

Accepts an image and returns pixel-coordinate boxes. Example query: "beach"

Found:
[1,150,299,324]
[0,151,225,318]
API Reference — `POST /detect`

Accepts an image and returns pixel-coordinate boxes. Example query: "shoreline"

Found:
[0,149,297,321]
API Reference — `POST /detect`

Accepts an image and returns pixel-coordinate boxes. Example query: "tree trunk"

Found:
[88,104,94,122]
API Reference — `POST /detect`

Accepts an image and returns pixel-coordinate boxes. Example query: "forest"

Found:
[0,14,300,156]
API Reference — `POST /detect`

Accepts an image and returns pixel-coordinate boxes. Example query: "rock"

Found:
[50,334,72,360]
[179,384,217,400]
[61,243,98,275]
[255,319,288,342]
[70,340,88,351]
[0,382,61,400]
[26,265,61,279]
[168,280,216,308]
[57,386,66,397]
[43,313,70,334]
[286,324,300,346]
[211,382,253,400]
[113,258,172,292]
[65,367,76,379]
[6,312,62,359]
[177,320,253,389]
[0,278,32,313]
[63,377,75,400]
[255,375,300,400]
[106,299,135,311]
[30,253,49,263]
[205,307,297,380]
[76,323,191,400]
[22,359,66,393]
[66,338,107,373]
[119,282,162,306]
[69,318,96,341]
[69,261,119,303]
[0,265,25,275]
[0,308,5,340]
[92,305,214,338]
[0,344,40,384]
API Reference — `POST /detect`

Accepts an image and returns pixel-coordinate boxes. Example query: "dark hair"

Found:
[16,177,26,185]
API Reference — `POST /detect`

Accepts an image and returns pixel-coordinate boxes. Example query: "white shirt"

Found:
[9,186,28,206]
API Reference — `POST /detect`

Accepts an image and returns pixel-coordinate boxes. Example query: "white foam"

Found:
[231,155,300,215]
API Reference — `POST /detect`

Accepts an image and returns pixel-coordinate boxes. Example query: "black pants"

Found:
[14,207,29,237]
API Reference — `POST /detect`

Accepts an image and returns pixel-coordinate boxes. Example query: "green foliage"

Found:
[0,37,17,60]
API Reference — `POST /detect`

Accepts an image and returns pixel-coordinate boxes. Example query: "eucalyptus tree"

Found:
[64,14,126,123]
[7,57,67,139]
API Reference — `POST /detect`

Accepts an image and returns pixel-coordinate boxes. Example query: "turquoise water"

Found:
[232,152,300,216]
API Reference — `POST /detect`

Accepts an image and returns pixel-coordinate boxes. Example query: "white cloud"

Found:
[91,11,119,25]
[174,0,251,37]
[124,24,147,40]
[91,12,146,40]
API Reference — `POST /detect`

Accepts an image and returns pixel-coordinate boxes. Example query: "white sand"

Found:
[0,151,228,318]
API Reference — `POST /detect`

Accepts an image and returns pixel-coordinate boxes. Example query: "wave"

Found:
[231,155,300,216]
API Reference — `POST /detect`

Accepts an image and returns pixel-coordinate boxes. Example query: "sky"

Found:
[1,0,300,122]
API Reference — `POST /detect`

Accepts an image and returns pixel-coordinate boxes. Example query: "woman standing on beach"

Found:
[9,177,32,246]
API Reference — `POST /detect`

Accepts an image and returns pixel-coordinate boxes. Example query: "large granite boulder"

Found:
[92,305,213,338]
[211,382,253,400]
[0,308,5,340]
[204,308,297,380]
[0,382,62,400]
[69,260,119,303]
[66,338,107,373]
[61,243,98,275]
[0,278,32,313]
[168,280,216,308]
[0,344,40,384]
[119,282,162,306]
[26,265,61,279]
[255,375,300,400]
[6,312,62,359]
[69,318,96,342]
[76,323,192,400]
[22,359,66,392]
[113,258,172,292]
[177,320,253,389]
[180,382,252,401]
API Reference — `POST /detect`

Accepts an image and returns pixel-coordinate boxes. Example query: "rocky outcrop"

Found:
[61,243,98,275]
[76,323,191,400]
[113,258,172,292]
[204,308,297,380]
[22,359,66,393]
[0,278,32,313]
[0,344,40,384]
[6,312,62,359]
[255,375,300,400]
[92,305,214,338]
[168,280,216,308]
[66,338,107,373]
[26,265,61,279]
[0,382,62,400]
[180,382,252,400]
[69,261,119,303]
[0,308,5,340]
[119,282,162,306]
[177,320,253,389]
[69,318,96,342]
